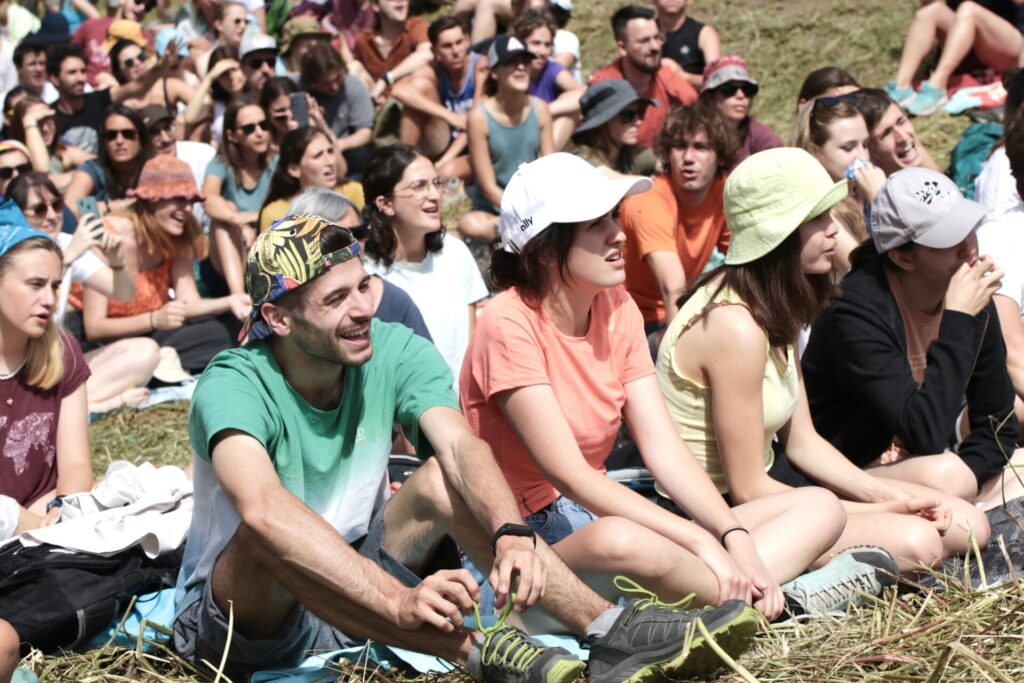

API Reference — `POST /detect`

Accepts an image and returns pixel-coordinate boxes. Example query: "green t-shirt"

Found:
[176,319,458,610]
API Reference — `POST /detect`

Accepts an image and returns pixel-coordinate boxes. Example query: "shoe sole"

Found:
[908,98,948,116]
[591,603,760,683]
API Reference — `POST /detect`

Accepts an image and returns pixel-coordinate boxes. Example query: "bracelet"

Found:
[149,311,155,331]
[45,496,64,513]
[383,71,394,85]
[109,263,125,270]
[25,123,38,130]
[720,526,749,545]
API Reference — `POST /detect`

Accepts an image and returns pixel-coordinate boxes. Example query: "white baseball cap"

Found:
[870,168,988,252]
[499,153,652,253]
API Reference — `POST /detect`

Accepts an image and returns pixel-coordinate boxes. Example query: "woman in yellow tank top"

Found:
[657,147,990,575]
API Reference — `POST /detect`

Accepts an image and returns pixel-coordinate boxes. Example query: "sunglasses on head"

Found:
[121,52,147,70]
[105,128,139,142]
[0,163,32,179]
[237,120,270,135]
[813,92,859,110]
[716,81,758,98]
[245,55,276,70]
[24,198,64,218]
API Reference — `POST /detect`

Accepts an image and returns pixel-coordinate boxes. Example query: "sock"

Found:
[466,633,485,679]
[584,605,624,642]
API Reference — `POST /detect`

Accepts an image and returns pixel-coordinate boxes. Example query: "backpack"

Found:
[0,542,183,655]
[947,121,1003,199]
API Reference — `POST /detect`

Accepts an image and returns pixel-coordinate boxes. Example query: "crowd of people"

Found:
[3,0,1024,680]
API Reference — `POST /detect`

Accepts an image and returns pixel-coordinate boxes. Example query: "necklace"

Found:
[0,361,26,407]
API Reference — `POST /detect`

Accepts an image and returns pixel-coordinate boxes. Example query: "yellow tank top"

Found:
[655,285,799,494]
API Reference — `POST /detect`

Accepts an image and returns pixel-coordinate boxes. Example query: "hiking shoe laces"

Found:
[587,576,759,683]
[782,545,899,617]
[475,594,585,683]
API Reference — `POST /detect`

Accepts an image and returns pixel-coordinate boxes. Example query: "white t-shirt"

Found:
[977,206,1024,315]
[975,145,1021,216]
[56,232,105,325]
[554,29,581,83]
[364,234,489,387]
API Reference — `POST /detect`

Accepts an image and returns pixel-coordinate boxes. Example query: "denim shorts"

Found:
[524,496,598,545]
[173,499,421,679]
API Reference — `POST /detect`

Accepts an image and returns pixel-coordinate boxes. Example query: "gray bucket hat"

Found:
[572,79,656,143]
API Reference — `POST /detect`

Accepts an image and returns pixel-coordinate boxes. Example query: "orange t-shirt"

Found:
[621,174,730,323]
[588,61,698,148]
[459,287,654,517]
[68,258,171,318]
[352,17,429,81]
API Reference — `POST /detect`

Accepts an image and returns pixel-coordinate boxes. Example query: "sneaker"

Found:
[906,81,949,116]
[782,545,899,617]
[885,80,917,108]
[587,577,759,683]
[476,594,586,683]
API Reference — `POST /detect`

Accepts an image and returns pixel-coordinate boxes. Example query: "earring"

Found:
[385,209,394,215]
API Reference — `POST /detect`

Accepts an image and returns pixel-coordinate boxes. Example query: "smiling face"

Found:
[270,257,375,367]
[377,154,443,236]
[869,104,922,175]
[17,49,48,92]
[667,129,718,195]
[797,210,839,275]
[563,208,628,292]
[152,197,192,235]
[0,244,62,339]
[523,25,553,74]
[54,55,88,98]
[493,53,532,93]
[814,114,870,182]
[290,132,337,189]
[217,3,248,49]
[117,44,148,83]
[217,61,248,94]
[22,186,64,236]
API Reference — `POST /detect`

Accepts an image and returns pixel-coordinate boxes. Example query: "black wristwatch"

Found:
[490,523,536,553]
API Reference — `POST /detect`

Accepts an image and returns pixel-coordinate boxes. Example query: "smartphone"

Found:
[289,92,309,128]
[76,196,100,219]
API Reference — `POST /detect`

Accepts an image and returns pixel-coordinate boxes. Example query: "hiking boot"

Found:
[476,594,586,683]
[587,577,759,683]
[782,545,899,617]
[884,80,917,108]
[906,81,948,116]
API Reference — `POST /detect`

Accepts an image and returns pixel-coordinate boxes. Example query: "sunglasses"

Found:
[24,198,64,218]
[395,176,454,197]
[237,120,270,135]
[813,92,859,110]
[716,81,758,98]
[0,163,33,179]
[105,128,139,142]
[245,55,276,70]
[121,52,147,70]
[617,106,646,124]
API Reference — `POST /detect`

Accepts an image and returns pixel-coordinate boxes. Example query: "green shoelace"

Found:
[613,575,697,611]
[474,592,545,672]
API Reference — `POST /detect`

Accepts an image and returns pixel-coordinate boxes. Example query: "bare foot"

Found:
[88,387,150,414]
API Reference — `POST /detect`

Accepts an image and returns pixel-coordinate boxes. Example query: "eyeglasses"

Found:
[245,56,276,70]
[616,106,646,124]
[105,128,139,142]
[394,176,454,197]
[0,163,33,179]
[121,52,147,70]
[715,81,758,99]
[813,92,859,110]
[24,198,64,218]
[237,120,270,135]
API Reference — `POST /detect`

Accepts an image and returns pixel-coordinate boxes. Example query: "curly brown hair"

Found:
[512,8,557,41]
[654,103,738,176]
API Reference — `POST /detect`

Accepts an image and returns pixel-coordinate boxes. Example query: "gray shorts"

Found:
[173,501,422,678]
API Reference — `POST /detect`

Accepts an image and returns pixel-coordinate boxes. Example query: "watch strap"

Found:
[490,523,536,553]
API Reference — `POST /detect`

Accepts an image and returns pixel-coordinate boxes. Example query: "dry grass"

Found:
[18,0,1006,679]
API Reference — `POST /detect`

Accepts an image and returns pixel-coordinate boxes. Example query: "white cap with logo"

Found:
[498,153,652,254]
[870,168,989,253]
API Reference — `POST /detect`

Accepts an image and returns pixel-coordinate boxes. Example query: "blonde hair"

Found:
[0,237,65,390]
[790,97,864,152]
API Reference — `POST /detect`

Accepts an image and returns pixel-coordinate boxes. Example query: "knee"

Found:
[962,506,991,548]
[405,457,455,519]
[134,338,161,375]
[0,619,19,666]
[798,487,847,541]
[917,1,946,20]
[586,517,649,565]
[934,456,978,501]
[899,524,945,568]
[955,1,982,20]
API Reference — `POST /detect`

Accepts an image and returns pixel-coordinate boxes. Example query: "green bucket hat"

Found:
[723,148,848,265]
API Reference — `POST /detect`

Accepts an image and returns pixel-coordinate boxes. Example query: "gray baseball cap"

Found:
[870,168,989,252]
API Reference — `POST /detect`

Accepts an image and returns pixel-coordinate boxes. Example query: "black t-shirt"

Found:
[56,89,112,156]
[662,16,706,75]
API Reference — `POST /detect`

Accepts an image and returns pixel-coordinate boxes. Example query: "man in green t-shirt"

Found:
[172,213,757,683]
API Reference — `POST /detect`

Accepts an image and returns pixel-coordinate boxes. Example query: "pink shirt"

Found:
[460,287,653,516]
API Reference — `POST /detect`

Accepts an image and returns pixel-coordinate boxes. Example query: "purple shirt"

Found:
[530,60,565,103]
[735,117,783,168]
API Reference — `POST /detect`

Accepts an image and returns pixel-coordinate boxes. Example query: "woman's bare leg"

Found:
[929,1,1023,90]
[895,1,957,88]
